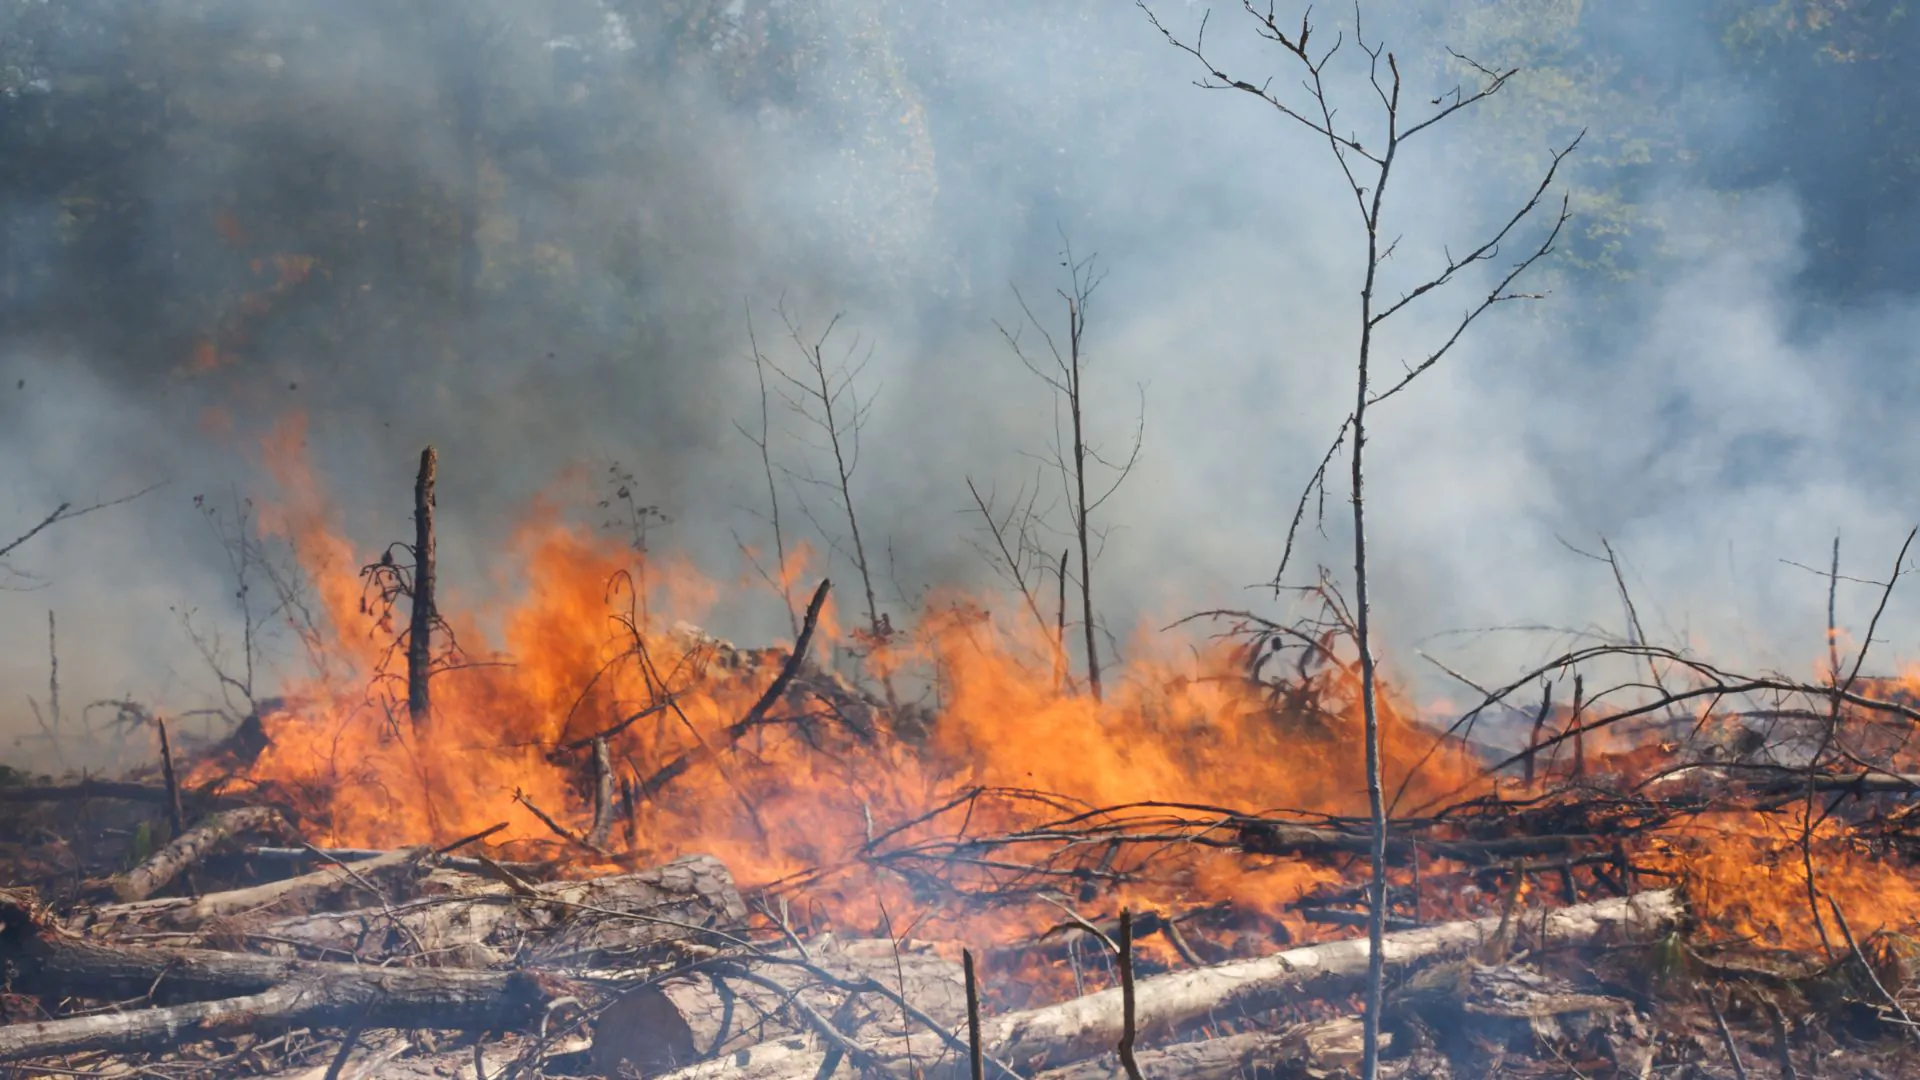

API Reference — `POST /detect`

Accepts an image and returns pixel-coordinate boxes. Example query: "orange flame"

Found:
[199,420,1490,944]
[201,419,1920,955]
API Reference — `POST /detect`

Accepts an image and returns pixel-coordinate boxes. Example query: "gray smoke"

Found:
[2,0,1915,770]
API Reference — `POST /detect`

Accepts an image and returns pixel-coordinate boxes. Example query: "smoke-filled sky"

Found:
[3,0,1917,768]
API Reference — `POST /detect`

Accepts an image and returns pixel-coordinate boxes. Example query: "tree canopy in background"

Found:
[1438,0,1920,297]
[0,0,1913,390]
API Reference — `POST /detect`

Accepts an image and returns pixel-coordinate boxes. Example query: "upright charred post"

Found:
[409,445,437,727]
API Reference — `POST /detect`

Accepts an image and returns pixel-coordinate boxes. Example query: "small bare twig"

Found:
[156,716,186,841]
[0,483,162,564]
[1826,897,1920,1041]
[1116,909,1146,1080]
[1702,989,1749,1080]
[633,579,831,800]
[739,304,799,634]
[1762,997,1798,1080]
[964,949,986,1080]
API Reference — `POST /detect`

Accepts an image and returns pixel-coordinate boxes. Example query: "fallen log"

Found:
[0,897,566,1062]
[1646,765,1920,799]
[102,806,290,902]
[591,936,966,1077]
[653,889,1684,1080]
[73,846,430,935]
[246,853,748,967]
[985,889,1681,1070]
[283,853,742,965]
[1235,819,1589,863]
[228,845,546,878]
[1032,1019,1373,1080]
[0,779,233,805]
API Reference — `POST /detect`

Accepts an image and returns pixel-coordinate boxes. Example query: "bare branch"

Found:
[0,482,164,562]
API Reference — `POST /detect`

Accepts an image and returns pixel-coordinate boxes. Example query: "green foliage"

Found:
[1435,0,1920,298]
[129,819,154,867]
[1650,929,1691,988]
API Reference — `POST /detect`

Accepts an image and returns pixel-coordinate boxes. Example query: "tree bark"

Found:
[77,846,429,935]
[0,903,566,1062]
[653,890,1683,1080]
[1032,1020,1367,1080]
[592,937,966,1077]
[246,853,747,968]
[104,806,289,902]
[408,445,437,727]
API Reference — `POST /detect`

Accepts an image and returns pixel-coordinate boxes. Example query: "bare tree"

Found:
[181,492,326,736]
[735,307,800,634]
[1143,4,1577,1074]
[764,303,893,667]
[360,459,461,733]
[995,245,1143,701]
[964,473,1069,684]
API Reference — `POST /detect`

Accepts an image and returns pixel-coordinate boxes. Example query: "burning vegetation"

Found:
[9,4,1920,1080]
[7,421,1920,1078]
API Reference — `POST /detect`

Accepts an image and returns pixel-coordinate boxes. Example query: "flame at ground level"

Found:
[199,423,1482,944]
[193,421,1920,960]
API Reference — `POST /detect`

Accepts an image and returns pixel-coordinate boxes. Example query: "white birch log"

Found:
[652,889,1683,1080]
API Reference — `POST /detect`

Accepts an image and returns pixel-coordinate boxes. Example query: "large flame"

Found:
[200,416,1920,956]
[201,418,1480,945]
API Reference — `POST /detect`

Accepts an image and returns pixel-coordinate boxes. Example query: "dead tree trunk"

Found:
[77,847,431,935]
[0,899,561,1062]
[653,890,1683,1080]
[247,854,748,968]
[592,937,966,1077]
[1033,1020,1367,1080]
[409,445,437,726]
[103,806,288,902]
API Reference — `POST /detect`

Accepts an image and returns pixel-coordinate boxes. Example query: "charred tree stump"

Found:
[409,445,437,727]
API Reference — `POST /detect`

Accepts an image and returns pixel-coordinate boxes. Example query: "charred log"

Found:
[76,846,431,935]
[591,936,965,1077]
[0,895,565,1062]
[100,806,290,902]
[245,853,747,968]
[651,890,1684,1080]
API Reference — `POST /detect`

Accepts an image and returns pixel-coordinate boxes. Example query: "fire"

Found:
[195,418,1920,962]
[194,420,1482,948]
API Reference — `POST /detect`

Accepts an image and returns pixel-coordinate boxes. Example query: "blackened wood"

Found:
[409,445,437,726]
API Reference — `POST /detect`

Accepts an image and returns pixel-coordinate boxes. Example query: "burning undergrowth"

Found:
[10,435,1920,1078]
[194,421,1483,955]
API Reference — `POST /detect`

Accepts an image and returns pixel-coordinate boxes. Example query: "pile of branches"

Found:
[12,574,1920,1078]
[0,782,1694,1080]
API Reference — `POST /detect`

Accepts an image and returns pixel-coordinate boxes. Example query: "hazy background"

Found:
[2,0,1916,769]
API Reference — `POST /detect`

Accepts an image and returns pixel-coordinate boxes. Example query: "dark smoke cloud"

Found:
[3,0,1917,768]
